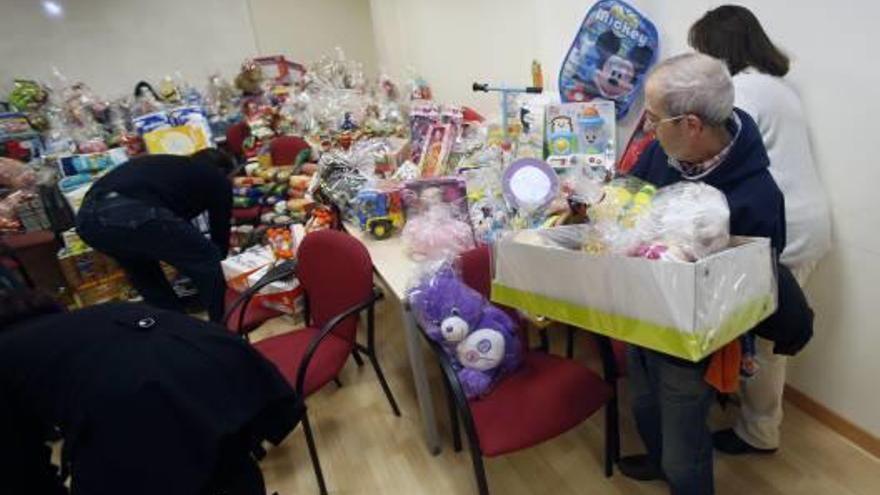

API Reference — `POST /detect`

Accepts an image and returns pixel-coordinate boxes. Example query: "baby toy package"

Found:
[544,100,616,171]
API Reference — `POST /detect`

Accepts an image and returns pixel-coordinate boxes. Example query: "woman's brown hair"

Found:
[689,5,790,77]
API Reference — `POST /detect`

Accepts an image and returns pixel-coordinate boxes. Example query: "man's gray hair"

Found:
[648,53,734,126]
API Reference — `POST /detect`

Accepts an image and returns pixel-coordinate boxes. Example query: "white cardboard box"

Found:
[491,231,777,361]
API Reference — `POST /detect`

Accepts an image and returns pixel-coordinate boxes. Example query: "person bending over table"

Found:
[76,149,234,322]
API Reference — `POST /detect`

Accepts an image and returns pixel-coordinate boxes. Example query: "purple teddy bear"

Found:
[410,267,522,399]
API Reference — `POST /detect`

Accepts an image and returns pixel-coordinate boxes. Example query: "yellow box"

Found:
[143,125,210,155]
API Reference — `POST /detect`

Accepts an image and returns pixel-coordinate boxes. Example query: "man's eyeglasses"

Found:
[644,113,686,131]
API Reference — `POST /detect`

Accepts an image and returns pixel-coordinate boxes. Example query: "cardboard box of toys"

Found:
[57,246,123,289]
[71,271,131,308]
[221,244,304,315]
[491,233,777,362]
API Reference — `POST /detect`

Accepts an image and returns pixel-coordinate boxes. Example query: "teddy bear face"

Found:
[456,328,506,371]
[439,314,470,343]
[410,268,484,342]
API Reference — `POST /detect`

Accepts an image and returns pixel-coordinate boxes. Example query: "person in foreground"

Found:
[0,289,302,495]
[618,53,786,494]
[689,4,832,455]
[76,149,235,323]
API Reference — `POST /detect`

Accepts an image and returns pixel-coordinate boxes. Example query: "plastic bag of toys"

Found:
[0,157,38,190]
[402,202,475,261]
[630,181,730,262]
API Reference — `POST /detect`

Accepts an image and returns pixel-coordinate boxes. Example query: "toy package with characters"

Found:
[545,100,616,170]
[558,0,658,119]
[409,264,522,399]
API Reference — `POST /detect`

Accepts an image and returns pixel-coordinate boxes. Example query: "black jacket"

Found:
[89,154,233,253]
[0,303,302,495]
[630,108,787,254]
[753,263,814,355]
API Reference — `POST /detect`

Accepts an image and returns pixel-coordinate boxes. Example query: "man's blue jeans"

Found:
[627,345,716,495]
[76,193,225,323]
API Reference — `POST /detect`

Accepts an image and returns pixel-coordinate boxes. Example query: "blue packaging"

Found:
[133,111,171,136]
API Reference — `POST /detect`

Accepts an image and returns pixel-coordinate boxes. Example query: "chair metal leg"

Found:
[539,328,550,353]
[604,387,620,477]
[302,413,328,495]
[442,373,462,452]
[367,350,401,416]
[365,301,401,416]
[467,436,490,495]
[351,347,365,367]
[566,326,575,358]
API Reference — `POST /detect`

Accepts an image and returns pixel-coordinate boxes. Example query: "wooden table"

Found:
[344,224,442,455]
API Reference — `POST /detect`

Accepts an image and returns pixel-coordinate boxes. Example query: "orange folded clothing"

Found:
[704,339,741,394]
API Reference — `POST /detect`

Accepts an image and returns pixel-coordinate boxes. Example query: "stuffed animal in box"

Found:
[410,267,522,398]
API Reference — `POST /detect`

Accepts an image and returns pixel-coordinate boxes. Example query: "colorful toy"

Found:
[409,266,522,398]
[547,115,577,156]
[558,0,658,118]
[353,188,405,240]
[545,101,616,170]
[472,61,544,145]
[235,59,265,96]
[463,167,509,245]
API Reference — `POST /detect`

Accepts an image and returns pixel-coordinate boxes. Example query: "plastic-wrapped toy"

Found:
[353,188,404,240]
[0,157,38,190]
[632,182,730,262]
[463,166,509,245]
[409,102,437,164]
[558,0,658,118]
[402,202,474,261]
[588,176,656,227]
[408,73,433,101]
[235,59,265,96]
[8,80,50,131]
[409,266,522,399]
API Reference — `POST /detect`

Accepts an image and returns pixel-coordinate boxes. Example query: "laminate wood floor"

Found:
[252,295,880,495]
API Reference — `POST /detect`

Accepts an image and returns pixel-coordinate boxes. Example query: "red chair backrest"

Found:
[458,246,528,346]
[296,230,373,342]
[270,136,311,166]
[225,122,251,160]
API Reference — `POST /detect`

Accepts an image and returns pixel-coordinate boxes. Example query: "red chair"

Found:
[421,246,619,494]
[224,287,283,334]
[269,135,311,167]
[224,230,400,495]
[225,121,251,161]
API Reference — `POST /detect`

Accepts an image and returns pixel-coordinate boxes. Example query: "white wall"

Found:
[249,0,378,75]
[0,0,378,99]
[371,0,880,437]
[0,0,259,99]
[369,0,660,148]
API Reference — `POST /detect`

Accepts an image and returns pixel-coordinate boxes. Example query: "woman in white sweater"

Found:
[689,5,832,454]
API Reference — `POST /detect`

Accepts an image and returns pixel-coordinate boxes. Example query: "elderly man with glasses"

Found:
[618,53,786,495]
